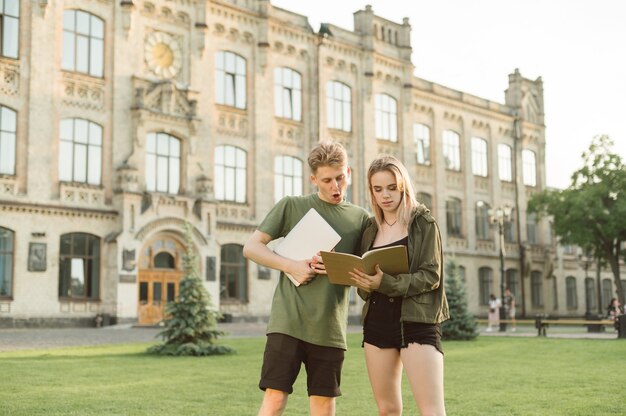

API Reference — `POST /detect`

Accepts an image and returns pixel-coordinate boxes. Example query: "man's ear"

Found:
[346,166,351,179]
[310,173,317,187]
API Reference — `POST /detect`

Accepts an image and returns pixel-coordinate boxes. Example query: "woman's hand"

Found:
[349,264,383,291]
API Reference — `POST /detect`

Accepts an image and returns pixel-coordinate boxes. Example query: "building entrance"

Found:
[137,235,185,325]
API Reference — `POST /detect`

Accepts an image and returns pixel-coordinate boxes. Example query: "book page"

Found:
[321,245,408,287]
[362,245,409,276]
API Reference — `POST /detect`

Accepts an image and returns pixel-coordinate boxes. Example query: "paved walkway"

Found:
[0,322,619,352]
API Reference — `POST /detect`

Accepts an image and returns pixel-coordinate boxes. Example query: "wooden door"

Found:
[137,270,183,325]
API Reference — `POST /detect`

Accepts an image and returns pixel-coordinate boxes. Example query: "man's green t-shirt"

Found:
[259,193,370,349]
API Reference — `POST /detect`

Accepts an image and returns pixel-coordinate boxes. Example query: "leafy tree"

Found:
[442,258,478,340]
[147,223,234,356]
[528,135,626,305]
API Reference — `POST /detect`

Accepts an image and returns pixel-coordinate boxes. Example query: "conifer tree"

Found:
[147,223,234,356]
[442,258,478,340]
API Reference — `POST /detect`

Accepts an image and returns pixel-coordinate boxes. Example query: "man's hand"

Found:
[286,259,317,285]
[310,252,327,275]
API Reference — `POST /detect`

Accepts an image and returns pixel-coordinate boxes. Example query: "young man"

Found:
[243,141,369,416]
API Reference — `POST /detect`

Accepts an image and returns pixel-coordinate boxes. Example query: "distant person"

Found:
[243,141,369,416]
[349,156,449,416]
[607,298,622,321]
[504,288,516,331]
[487,294,500,332]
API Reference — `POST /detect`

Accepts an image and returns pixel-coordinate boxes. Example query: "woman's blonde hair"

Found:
[367,156,419,229]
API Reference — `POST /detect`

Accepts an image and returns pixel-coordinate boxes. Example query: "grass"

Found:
[1,334,625,415]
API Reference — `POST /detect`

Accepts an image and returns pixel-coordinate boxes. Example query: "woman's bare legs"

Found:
[364,342,403,416]
[401,343,446,416]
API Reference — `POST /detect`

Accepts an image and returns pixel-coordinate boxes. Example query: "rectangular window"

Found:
[527,213,538,244]
[62,10,104,77]
[475,201,490,240]
[0,106,17,175]
[215,145,246,203]
[374,94,397,141]
[0,0,19,59]
[443,130,461,171]
[446,198,462,236]
[414,124,430,165]
[274,67,302,121]
[274,155,303,202]
[522,149,537,186]
[216,51,246,109]
[498,144,513,182]
[471,137,488,177]
[326,81,352,132]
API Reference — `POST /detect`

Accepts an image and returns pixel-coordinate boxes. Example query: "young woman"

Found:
[349,156,449,416]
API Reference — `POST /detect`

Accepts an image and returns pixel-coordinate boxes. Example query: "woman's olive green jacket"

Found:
[357,205,449,325]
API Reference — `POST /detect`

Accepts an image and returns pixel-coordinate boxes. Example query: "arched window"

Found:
[215,145,246,203]
[220,244,247,302]
[446,197,462,237]
[374,94,397,141]
[471,137,488,177]
[59,118,102,185]
[475,201,491,240]
[443,130,461,171]
[0,1,19,58]
[0,105,17,175]
[0,227,14,297]
[61,10,104,77]
[145,132,181,194]
[478,267,493,305]
[566,276,578,309]
[531,271,543,307]
[216,51,246,109]
[154,252,175,269]
[414,123,431,165]
[326,81,352,132]
[59,233,100,299]
[274,67,302,121]
[274,155,303,202]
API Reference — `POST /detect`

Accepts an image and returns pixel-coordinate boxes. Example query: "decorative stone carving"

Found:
[115,163,140,193]
[195,175,213,199]
[62,73,105,110]
[132,78,197,120]
[216,110,249,137]
[0,60,19,96]
[60,182,106,207]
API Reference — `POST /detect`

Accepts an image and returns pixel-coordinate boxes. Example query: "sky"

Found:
[272,0,626,190]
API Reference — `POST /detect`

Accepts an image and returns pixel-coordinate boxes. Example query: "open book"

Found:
[320,245,409,287]
[274,208,341,286]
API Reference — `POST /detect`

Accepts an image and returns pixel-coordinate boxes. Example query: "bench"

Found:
[534,317,616,336]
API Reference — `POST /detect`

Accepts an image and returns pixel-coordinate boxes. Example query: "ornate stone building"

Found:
[0,0,617,327]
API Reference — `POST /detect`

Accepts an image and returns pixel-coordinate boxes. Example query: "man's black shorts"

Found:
[259,333,345,397]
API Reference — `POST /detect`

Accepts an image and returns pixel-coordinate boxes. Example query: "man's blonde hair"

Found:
[308,141,348,173]
[367,156,419,228]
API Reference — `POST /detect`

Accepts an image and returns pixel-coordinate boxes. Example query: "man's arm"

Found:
[243,230,316,285]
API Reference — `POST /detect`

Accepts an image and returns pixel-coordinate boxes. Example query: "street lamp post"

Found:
[489,205,513,332]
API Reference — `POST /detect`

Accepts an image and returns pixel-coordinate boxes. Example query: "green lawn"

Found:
[1,334,625,415]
